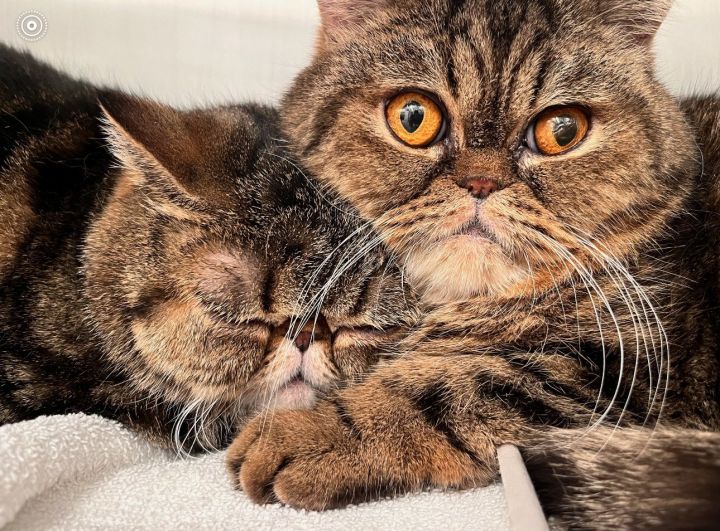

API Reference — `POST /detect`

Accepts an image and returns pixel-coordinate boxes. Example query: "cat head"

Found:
[83,94,417,430]
[283,0,698,303]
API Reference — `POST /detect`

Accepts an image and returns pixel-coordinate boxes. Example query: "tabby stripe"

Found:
[446,51,459,97]
[260,269,275,313]
[128,286,171,319]
[446,0,468,22]
[349,270,377,318]
[303,88,353,158]
[528,51,551,111]
[502,353,598,406]
[475,377,576,428]
[413,382,483,465]
[503,33,546,117]
[572,341,640,410]
[333,398,361,438]
[444,0,468,97]
[535,0,560,32]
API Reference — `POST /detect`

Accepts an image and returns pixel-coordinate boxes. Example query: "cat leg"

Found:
[227,351,591,510]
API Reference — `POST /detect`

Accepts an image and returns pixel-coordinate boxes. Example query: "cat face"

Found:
[83,95,416,420]
[283,0,697,303]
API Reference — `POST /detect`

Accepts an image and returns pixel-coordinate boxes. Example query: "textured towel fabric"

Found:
[0,414,510,530]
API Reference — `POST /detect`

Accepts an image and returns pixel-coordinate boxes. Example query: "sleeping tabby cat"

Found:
[0,45,417,452]
[230,0,720,528]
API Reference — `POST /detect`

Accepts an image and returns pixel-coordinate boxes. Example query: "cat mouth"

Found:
[455,215,498,244]
[274,374,317,409]
[282,374,312,388]
[278,369,321,396]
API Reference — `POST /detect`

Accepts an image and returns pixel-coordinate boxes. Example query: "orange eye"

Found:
[385,91,446,148]
[530,106,590,155]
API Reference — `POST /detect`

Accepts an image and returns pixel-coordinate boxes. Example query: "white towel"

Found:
[0,414,510,530]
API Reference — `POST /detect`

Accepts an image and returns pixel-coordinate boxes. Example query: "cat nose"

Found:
[458,177,499,199]
[293,315,330,353]
[295,331,313,353]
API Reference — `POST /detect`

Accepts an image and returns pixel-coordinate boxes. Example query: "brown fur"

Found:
[525,426,720,530]
[229,1,720,527]
[0,44,419,452]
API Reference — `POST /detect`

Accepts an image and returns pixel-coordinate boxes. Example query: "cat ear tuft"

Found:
[316,0,388,50]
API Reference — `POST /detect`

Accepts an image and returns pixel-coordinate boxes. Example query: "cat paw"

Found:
[227,393,492,510]
[227,401,363,510]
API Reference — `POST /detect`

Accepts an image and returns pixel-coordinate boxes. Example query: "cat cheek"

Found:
[130,301,269,402]
[331,336,381,379]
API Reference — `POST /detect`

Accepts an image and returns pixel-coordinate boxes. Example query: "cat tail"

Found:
[523,426,720,531]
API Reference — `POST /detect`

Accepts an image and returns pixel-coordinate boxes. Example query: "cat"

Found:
[0,44,418,453]
[228,0,720,528]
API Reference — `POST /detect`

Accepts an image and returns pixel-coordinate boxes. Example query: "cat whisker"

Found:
[287,220,375,338]
[253,228,388,445]
[537,234,625,438]
[172,397,204,458]
[292,231,386,338]
[569,229,670,439]
[539,223,669,457]
[539,238,610,429]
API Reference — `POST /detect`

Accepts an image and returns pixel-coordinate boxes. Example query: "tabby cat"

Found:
[0,44,417,452]
[229,0,720,528]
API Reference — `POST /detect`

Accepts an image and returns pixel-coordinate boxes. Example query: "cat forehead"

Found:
[317,0,654,135]
[330,0,645,87]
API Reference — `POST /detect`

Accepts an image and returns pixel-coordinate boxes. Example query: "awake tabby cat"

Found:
[229,0,720,528]
[0,45,417,452]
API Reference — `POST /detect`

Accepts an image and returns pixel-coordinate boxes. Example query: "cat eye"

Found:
[526,106,590,156]
[385,91,446,148]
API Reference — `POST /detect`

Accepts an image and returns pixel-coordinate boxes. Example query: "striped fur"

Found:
[0,44,418,452]
[229,1,720,527]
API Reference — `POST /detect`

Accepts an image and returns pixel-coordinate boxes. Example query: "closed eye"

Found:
[332,325,406,345]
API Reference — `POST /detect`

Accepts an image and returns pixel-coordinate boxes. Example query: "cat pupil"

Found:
[551,116,578,146]
[400,101,425,133]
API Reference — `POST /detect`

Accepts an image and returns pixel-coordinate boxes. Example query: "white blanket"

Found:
[0,414,510,530]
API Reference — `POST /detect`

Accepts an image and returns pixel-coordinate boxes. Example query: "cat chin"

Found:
[403,235,528,304]
[270,380,317,410]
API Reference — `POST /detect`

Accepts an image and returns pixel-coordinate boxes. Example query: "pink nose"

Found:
[294,331,313,353]
[459,177,499,199]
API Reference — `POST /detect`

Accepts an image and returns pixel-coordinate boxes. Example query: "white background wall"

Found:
[1,0,719,106]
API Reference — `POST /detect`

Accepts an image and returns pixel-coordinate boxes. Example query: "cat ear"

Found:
[593,0,673,44]
[99,92,234,215]
[316,0,388,50]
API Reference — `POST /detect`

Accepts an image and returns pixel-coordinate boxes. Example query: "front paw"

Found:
[227,401,365,510]
[227,392,493,510]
